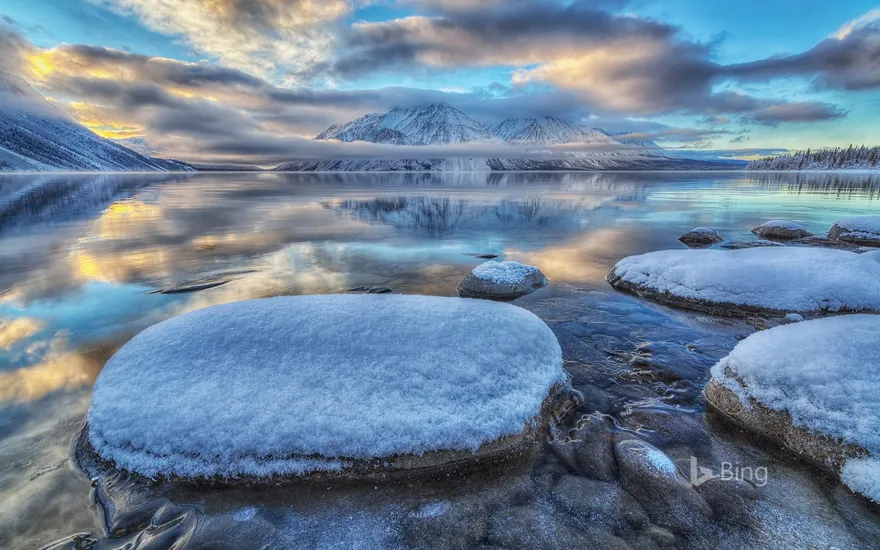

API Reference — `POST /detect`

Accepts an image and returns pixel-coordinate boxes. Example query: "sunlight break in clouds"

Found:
[90,0,358,82]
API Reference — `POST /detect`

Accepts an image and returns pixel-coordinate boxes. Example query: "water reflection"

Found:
[0,171,879,548]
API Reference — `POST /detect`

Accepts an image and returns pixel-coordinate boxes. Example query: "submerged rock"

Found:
[80,295,572,481]
[614,438,713,535]
[607,247,880,316]
[719,240,784,250]
[678,227,723,247]
[458,261,548,299]
[706,315,880,503]
[828,215,880,246]
[751,220,813,239]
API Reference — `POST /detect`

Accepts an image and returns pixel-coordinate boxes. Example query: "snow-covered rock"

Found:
[751,220,812,239]
[828,216,880,246]
[83,294,568,479]
[0,70,192,172]
[458,261,548,299]
[678,227,723,246]
[706,315,880,502]
[606,248,880,316]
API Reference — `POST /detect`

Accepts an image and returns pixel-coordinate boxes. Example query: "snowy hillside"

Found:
[0,71,192,172]
[278,103,735,171]
[492,116,615,146]
[747,147,880,170]
[316,104,497,145]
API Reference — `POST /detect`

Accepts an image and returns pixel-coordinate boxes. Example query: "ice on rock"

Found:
[829,215,880,245]
[85,294,567,479]
[458,261,548,299]
[707,315,880,502]
[607,247,880,316]
[751,220,812,239]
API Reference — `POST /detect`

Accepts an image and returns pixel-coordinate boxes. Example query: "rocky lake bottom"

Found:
[1,171,879,549]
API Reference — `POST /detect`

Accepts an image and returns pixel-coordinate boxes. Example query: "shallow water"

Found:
[1,171,879,549]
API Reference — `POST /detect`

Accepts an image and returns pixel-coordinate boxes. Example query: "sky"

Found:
[1,0,879,166]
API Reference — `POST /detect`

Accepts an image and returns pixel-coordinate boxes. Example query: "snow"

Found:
[784,313,804,322]
[472,261,542,285]
[87,294,565,479]
[609,247,880,314]
[841,458,880,503]
[710,315,880,501]
[835,215,880,234]
[689,227,717,235]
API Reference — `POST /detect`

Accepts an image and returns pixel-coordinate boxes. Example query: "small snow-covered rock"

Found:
[607,247,880,316]
[706,315,880,502]
[678,227,723,247]
[751,220,813,239]
[828,215,880,246]
[83,295,568,480]
[458,261,548,299]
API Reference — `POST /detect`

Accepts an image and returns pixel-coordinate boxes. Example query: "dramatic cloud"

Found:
[90,0,358,81]
[724,10,880,91]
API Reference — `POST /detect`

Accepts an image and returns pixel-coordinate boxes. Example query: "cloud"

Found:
[724,9,880,91]
[741,101,848,126]
[91,0,357,81]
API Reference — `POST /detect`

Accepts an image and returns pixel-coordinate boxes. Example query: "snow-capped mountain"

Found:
[493,116,618,147]
[316,103,497,145]
[0,71,192,172]
[276,103,735,171]
[599,130,663,151]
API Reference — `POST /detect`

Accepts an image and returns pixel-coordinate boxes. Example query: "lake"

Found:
[1,171,879,549]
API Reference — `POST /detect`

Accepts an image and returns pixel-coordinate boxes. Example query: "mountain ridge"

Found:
[0,71,193,172]
[277,103,737,171]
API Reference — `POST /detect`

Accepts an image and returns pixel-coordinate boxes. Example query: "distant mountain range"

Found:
[276,104,734,171]
[0,71,192,172]
[0,70,739,172]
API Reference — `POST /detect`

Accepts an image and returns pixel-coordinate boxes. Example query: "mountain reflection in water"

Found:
[0,171,878,549]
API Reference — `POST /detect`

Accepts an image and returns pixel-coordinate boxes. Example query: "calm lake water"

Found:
[1,171,879,549]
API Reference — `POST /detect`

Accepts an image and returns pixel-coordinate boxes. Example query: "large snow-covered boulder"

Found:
[606,248,880,316]
[751,220,812,239]
[828,216,880,246]
[678,227,723,247]
[706,315,880,502]
[458,261,548,299]
[81,295,569,480]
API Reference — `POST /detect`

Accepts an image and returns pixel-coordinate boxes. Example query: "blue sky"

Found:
[2,0,879,165]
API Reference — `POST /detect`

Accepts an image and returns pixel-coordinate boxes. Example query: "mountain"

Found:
[278,103,734,171]
[599,130,663,151]
[492,116,619,147]
[315,103,497,145]
[0,71,192,172]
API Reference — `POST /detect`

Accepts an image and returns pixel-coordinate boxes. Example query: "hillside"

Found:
[747,146,880,170]
[0,71,192,172]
